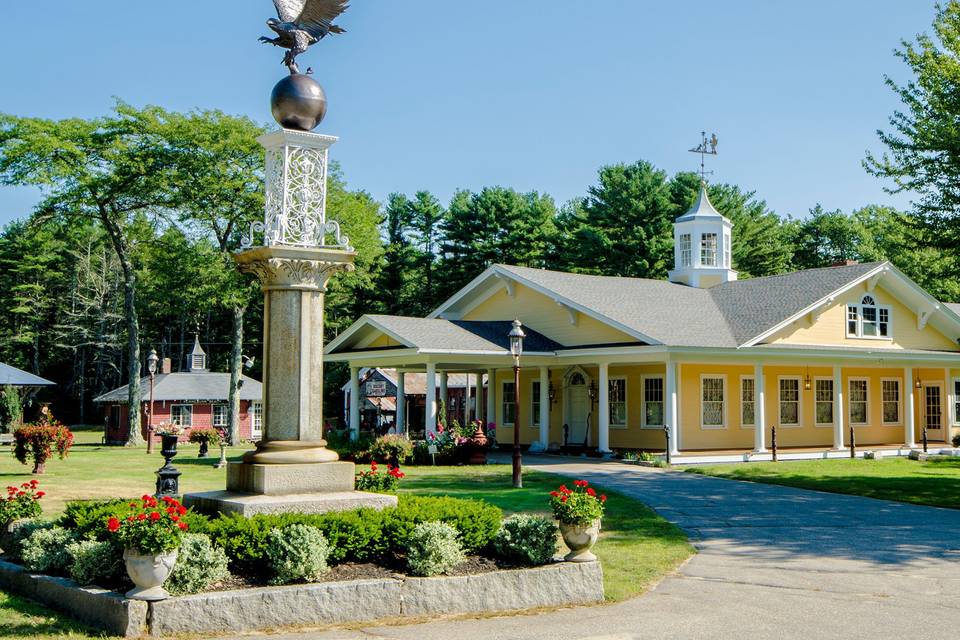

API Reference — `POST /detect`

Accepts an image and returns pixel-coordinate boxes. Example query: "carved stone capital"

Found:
[234,246,355,292]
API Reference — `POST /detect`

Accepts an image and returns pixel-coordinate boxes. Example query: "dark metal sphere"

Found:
[271,74,327,131]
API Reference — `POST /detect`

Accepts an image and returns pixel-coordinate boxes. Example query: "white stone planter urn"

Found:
[123,548,178,601]
[559,520,601,562]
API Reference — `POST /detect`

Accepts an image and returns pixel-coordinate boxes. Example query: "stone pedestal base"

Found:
[182,490,398,517]
[227,461,354,495]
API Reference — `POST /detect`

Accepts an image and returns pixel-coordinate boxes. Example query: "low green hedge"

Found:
[59,498,211,541]
[205,495,502,577]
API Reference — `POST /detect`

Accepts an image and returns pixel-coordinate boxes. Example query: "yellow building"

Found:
[326,185,960,463]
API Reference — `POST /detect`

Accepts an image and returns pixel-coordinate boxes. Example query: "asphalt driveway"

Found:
[234,458,960,639]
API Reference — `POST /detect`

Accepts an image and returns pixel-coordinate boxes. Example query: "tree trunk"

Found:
[227,304,245,446]
[122,263,143,446]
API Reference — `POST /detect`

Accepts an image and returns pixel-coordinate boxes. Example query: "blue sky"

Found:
[0,1,938,226]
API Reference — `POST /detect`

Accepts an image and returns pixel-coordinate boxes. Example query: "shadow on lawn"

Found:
[0,592,103,639]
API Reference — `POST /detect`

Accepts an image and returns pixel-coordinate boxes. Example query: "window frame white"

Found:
[700,232,718,267]
[641,375,664,429]
[723,230,732,268]
[814,377,834,427]
[501,380,516,427]
[212,404,228,428]
[607,377,628,429]
[700,374,727,430]
[845,296,893,341]
[251,401,263,439]
[880,377,903,426]
[777,376,802,428]
[739,375,755,429]
[531,380,541,428]
[170,403,193,427]
[678,233,692,268]
[848,377,870,426]
[953,377,960,427]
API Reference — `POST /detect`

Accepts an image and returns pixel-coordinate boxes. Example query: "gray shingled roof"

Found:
[0,362,54,387]
[366,316,562,352]
[93,372,262,404]
[498,262,883,348]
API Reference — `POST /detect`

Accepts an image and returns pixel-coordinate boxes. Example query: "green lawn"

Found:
[687,456,960,509]
[0,434,693,638]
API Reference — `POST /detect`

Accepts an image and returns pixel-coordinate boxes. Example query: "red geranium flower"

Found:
[586,487,596,497]
[107,517,121,532]
[177,505,187,515]
[35,491,45,498]
[177,521,188,531]
[149,511,161,521]
[137,513,147,521]
[600,495,607,503]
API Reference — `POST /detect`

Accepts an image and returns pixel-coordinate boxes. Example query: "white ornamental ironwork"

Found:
[242,130,353,251]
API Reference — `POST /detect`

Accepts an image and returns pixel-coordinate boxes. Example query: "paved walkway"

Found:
[235,458,960,639]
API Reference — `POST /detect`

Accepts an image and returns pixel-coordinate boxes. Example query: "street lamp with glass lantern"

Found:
[509,319,525,488]
[146,349,159,455]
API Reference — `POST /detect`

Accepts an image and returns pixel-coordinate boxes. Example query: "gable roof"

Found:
[340,368,475,393]
[0,362,55,387]
[93,372,262,404]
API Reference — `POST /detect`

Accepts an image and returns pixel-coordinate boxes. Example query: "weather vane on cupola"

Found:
[688,131,719,182]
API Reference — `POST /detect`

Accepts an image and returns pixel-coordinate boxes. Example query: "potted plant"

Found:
[12,408,73,474]
[354,461,405,493]
[0,480,44,553]
[549,480,607,562]
[107,495,189,601]
[188,427,221,458]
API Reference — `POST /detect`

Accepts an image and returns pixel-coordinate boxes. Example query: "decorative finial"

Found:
[688,131,719,183]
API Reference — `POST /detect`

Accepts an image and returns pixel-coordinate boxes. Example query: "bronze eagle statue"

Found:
[260,0,350,75]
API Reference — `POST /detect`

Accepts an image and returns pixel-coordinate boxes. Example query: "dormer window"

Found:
[846,295,891,339]
[700,233,718,267]
[679,234,692,267]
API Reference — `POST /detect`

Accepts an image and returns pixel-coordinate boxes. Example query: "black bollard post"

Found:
[663,424,671,465]
[922,424,928,453]
[771,424,778,462]
[850,425,856,459]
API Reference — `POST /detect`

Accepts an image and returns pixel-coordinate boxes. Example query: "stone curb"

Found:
[0,560,147,637]
[0,559,603,637]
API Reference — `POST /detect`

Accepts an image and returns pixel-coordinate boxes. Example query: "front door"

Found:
[923,383,945,442]
[566,374,589,445]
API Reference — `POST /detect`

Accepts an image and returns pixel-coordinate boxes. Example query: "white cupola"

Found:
[187,335,207,372]
[667,182,737,288]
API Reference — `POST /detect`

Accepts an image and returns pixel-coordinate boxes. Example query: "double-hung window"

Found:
[701,376,726,428]
[700,233,718,266]
[740,376,755,427]
[643,377,664,427]
[679,234,692,267]
[882,379,901,425]
[213,404,228,428]
[609,378,627,427]
[531,381,541,427]
[502,382,516,426]
[251,402,263,439]
[846,295,891,339]
[815,379,834,425]
[779,378,801,426]
[171,404,192,427]
[954,379,960,426]
[849,379,868,425]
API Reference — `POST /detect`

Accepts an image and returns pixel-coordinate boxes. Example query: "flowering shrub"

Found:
[155,422,185,437]
[0,480,45,522]
[367,434,414,465]
[107,495,189,555]
[12,409,73,474]
[549,480,607,525]
[354,461,405,493]
[188,428,222,446]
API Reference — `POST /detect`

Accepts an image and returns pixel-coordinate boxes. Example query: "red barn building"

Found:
[94,338,263,444]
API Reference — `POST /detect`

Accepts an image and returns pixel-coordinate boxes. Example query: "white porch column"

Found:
[425,363,437,437]
[665,360,680,456]
[465,373,473,423]
[475,371,485,424]
[396,372,406,434]
[349,366,360,441]
[754,363,767,452]
[539,366,550,448]
[487,368,496,428]
[946,367,955,435]
[905,366,916,448]
[598,362,611,453]
[439,371,448,424]
[833,365,845,450]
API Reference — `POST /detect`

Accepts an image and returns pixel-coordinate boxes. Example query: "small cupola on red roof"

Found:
[188,335,207,372]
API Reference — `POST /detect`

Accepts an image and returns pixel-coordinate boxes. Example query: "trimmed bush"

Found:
[406,521,464,577]
[21,526,76,574]
[384,496,501,554]
[492,514,558,566]
[59,498,211,542]
[167,534,230,595]
[67,540,121,586]
[368,435,414,465]
[4,519,53,561]
[265,524,330,585]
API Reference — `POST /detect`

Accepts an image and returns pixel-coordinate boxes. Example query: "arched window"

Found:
[846,295,891,339]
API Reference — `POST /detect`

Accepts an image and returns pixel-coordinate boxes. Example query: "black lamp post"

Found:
[146,349,158,455]
[509,319,525,489]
